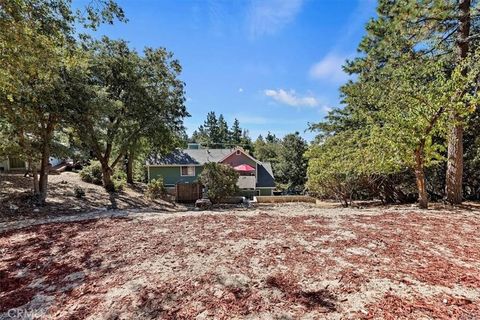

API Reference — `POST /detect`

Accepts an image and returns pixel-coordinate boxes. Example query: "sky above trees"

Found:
[76,0,377,141]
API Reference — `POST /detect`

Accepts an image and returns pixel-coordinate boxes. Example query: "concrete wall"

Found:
[255,195,316,203]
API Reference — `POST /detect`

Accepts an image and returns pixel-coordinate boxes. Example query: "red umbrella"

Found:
[234,164,255,172]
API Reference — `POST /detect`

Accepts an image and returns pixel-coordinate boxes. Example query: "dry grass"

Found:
[1,204,479,319]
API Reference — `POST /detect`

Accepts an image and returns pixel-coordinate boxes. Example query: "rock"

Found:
[9,204,19,210]
[195,199,212,210]
[33,208,40,212]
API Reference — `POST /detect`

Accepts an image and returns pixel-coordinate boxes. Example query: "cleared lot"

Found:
[1,204,479,319]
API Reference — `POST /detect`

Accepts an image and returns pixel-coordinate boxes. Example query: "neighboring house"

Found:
[146,144,275,197]
[0,157,63,172]
[0,157,27,172]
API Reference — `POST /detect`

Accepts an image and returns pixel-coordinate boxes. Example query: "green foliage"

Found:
[191,113,252,149]
[275,132,308,191]
[253,133,280,166]
[146,178,167,200]
[79,161,103,185]
[307,0,480,208]
[306,132,362,205]
[112,170,126,192]
[230,119,242,145]
[65,37,188,191]
[199,162,239,204]
[0,0,125,200]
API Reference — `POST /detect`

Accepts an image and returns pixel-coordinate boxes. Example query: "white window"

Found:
[180,166,195,176]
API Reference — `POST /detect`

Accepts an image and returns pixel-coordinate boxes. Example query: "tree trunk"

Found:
[126,150,134,184]
[446,121,464,204]
[38,148,50,204]
[382,177,397,204]
[31,163,39,195]
[445,0,470,204]
[414,148,428,209]
[101,162,115,192]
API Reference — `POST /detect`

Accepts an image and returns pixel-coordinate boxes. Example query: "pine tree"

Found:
[217,114,230,147]
[230,118,242,146]
[203,112,219,147]
[276,132,308,191]
[307,0,480,209]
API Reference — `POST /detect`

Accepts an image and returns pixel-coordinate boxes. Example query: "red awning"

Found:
[234,164,255,172]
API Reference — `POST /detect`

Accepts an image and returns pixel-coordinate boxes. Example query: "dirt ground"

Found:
[0,172,179,222]
[1,203,479,319]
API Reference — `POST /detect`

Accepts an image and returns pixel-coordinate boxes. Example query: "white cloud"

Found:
[264,89,319,107]
[321,105,333,113]
[247,0,303,38]
[309,53,350,83]
[238,88,244,93]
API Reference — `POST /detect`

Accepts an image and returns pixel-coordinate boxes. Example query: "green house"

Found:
[0,157,27,171]
[146,145,275,197]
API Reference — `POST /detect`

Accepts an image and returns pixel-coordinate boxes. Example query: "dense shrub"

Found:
[199,162,239,204]
[79,161,103,185]
[146,177,167,200]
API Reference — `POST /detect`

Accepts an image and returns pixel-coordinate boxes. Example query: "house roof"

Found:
[147,148,234,165]
[257,162,275,188]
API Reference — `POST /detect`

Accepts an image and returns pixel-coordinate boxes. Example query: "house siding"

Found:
[0,159,8,171]
[149,166,203,186]
[258,188,273,196]
[221,153,256,169]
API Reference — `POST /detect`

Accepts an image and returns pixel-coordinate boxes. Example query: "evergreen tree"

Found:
[253,132,281,168]
[230,118,242,145]
[218,114,230,146]
[307,0,480,209]
[240,129,253,152]
[203,112,219,147]
[275,132,308,191]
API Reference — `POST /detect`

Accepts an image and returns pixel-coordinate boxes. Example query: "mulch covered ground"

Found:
[1,204,479,319]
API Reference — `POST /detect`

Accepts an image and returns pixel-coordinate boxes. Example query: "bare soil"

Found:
[0,172,179,222]
[1,204,479,319]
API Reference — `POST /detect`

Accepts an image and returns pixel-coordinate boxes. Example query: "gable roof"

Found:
[257,162,275,188]
[147,148,235,166]
[218,147,261,165]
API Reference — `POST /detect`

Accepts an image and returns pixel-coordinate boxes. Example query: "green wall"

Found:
[258,189,273,196]
[149,166,203,186]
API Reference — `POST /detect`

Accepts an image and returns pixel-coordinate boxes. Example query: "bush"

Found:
[74,186,85,198]
[79,161,103,185]
[146,178,167,200]
[199,162,239,204]
[112,170,127,192]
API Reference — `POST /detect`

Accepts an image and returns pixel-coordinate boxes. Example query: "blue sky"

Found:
[87,0,377,141]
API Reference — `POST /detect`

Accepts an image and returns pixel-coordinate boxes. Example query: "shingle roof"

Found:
[256,162,275,188]
[147,148,235,165]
